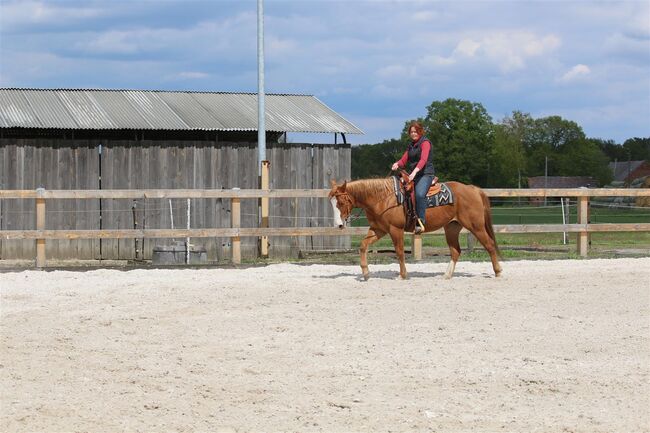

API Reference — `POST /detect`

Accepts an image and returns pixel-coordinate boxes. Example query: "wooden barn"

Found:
[527,176,598,206]
[0,88,363,262]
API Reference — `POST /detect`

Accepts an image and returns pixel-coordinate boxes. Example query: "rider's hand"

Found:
[391,162,399,171]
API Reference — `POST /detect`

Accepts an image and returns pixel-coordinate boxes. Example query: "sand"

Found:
[1,258,649,433]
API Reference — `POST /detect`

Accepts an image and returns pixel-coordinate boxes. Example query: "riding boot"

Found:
[414,218,425,234]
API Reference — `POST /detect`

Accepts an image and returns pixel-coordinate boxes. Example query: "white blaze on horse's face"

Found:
[330,197,345,228]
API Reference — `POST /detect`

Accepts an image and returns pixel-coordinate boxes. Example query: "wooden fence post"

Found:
[260,160,270,258]
[232,197,241,265]
[35,188,46,268]
[412,233,422,260]
[577,196,589,257]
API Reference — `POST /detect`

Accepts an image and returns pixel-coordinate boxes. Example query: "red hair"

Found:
[408,121,425,136]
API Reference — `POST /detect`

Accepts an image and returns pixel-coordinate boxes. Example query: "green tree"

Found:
[523,116,585,177]
[491,120,527,187]
[622,137,650,161]
[594,138,627,162]
[351,138,405,179]
[421,99,494,186]
[560,139,613,185]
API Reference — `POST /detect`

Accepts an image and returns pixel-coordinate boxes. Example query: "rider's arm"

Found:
[408,140,430,181]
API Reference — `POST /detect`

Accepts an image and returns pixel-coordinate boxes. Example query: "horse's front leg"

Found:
[388,226,407,279]
[359,227,385,280]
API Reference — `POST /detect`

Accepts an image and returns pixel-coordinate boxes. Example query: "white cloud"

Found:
[454,39,481,57]
[376,65,412,79]
[371,83,409,99]
[79,30,141,55]
[413,10,438,22]
[604,32,650,59]
[176,71,210,80]
[267,36,298,57]
[559,64,591,82]
[412,31,562,74]
[479,32,561,72]
[0,0,106,30]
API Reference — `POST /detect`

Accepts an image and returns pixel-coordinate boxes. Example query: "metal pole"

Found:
[186,198,190,264]
[257,0,266,175]
[544,156,548,206]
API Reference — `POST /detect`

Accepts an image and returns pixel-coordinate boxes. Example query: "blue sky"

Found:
[1,0,648,145]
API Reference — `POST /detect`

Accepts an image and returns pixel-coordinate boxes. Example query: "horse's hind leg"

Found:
[360,227,385,280]
[443,222,462,279]
[388,226,407,279]
[469,226,502,277]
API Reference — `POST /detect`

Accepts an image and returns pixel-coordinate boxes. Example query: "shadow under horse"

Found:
[328,177,502,280]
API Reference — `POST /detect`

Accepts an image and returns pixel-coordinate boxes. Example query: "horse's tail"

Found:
[480,189,501,258]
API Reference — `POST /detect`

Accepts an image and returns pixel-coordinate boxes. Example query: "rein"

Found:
[347,208,365,224]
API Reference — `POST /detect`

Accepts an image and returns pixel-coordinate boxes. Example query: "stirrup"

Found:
[414,218,425,234]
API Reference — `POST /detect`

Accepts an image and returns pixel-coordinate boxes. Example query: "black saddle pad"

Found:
[425,183,454,208]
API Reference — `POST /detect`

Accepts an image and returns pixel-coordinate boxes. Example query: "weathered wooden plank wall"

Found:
[0,139,351,261]
[0,139,100,260]
[311,144,352,250]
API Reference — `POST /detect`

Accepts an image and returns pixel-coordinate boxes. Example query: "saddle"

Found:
[393,171,439,231]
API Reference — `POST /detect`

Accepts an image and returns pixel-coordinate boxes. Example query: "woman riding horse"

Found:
[329,177,502,280]
[391,121,435,235]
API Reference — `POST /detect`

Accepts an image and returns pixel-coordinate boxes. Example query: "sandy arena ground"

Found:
[1,258,649,433]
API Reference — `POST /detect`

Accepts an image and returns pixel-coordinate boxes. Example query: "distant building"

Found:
[608,160,650,185]
[527,176,598,189]
[527,176,598,205]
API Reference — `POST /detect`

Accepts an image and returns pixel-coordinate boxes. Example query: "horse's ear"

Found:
[330,179,337,189]
[341,181,347,192]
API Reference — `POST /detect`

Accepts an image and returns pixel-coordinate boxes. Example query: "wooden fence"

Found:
[0,139,351,260]
[1,187,649,267]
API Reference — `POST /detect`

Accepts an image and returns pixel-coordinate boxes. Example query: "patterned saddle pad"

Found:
[425,183,454,207]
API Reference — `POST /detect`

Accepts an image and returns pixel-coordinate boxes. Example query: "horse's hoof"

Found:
[444,273,453,280]
[363,273,369,281]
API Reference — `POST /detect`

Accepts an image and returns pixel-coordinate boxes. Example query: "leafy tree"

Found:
[491,121,527,187]
[622,137,650,161]
[523,116,585,177]
[594,138,628,162]
[351,103,625,187]
[351,138,405,179]
[496,112,613,186]
[560,139,613,185]
[421,99,494,185]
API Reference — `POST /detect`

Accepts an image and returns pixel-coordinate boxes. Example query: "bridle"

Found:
[331,179,402,225]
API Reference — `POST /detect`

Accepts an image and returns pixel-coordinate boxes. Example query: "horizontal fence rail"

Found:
[1,188,648,199]
[1,188,649,266]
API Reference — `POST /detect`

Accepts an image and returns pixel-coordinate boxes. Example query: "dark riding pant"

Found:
[414,174,434,223]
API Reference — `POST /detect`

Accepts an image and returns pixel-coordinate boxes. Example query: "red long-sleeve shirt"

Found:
[397,139,431,171]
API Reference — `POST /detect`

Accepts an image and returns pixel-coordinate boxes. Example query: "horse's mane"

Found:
[346,177,393,202]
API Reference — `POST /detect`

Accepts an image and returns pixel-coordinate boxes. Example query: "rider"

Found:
[391,121,435,234]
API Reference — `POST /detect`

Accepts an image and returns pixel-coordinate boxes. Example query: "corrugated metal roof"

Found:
[0,88,363,134]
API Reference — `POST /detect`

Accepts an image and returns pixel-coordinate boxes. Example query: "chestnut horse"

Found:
[328,177,502,280]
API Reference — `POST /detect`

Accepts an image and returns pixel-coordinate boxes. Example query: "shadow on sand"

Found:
[313,269,484,281]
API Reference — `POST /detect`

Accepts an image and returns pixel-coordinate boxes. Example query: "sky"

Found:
[0,0,648,145]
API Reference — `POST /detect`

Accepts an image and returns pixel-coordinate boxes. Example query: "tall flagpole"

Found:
[257,0,266,175]
[257,0,269,257]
